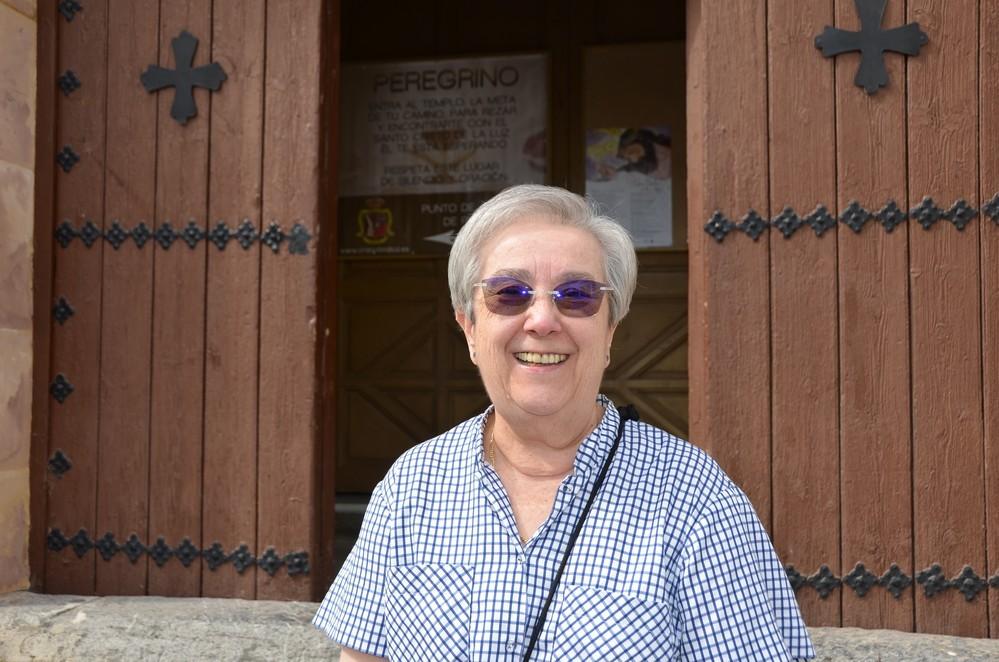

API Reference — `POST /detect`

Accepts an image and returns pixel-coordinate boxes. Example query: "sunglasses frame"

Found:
[473,276,614,317]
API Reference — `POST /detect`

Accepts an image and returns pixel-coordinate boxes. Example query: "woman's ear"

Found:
[455,309,474,336]
[605,322,618,366]
[455,310,476,364]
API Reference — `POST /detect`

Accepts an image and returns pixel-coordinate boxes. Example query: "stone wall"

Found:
[4,593,999,661]
[0,0,36,594]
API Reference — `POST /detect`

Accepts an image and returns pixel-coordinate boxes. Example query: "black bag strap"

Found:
[522,404,640,661]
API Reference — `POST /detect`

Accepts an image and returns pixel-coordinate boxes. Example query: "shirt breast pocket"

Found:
[385,563,473,662]
[554,584,678,661]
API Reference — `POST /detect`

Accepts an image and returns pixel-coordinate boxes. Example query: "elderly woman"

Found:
[314,185,814,661]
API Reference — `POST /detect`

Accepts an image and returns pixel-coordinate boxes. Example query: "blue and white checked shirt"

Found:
[314,397,815,661]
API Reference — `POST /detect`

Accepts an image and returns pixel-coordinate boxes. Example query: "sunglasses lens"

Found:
[482,278,533,314]
[553,280,605,317]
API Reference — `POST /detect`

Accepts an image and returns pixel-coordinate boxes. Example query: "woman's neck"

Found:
[488,402,604,479]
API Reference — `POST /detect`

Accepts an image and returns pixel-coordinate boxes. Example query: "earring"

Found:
[470,349,476,364]
[605,353,610,366]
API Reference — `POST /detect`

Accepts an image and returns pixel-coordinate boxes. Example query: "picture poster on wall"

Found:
[338,54,548,255]
[585,126,673,248]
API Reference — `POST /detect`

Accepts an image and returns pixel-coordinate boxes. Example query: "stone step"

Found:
[3,591,999,661]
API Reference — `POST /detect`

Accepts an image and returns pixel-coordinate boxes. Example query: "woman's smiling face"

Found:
[456,217,617,422]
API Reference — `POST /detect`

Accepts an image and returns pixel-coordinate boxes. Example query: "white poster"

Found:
[340,54,548,198]
[585,127,673,248]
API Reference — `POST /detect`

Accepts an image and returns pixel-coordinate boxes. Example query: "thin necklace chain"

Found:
[486,407,602,544]
[486,406,601,469]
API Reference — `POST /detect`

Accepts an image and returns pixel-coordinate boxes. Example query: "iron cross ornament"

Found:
[815,0,928,95]
[140,31,227,125]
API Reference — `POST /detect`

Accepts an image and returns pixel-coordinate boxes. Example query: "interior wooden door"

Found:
[601,251,688,436]
[336,257,489,492]
[335,253,689,494]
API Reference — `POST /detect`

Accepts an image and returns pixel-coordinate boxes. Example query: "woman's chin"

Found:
[503,390,576,419]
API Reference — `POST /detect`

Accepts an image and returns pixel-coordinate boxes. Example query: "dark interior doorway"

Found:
[333,0,688,574]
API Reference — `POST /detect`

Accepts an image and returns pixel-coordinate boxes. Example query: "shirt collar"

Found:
[473,406,492,474]
[571,394,618,480]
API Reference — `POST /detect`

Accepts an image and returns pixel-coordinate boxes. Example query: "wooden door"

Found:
[40,0,329,600]
[688,0,999,637]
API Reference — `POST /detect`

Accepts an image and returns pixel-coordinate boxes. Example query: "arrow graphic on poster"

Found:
[424,230,458,246]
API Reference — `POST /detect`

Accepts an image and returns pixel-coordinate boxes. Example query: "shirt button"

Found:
[506,641,520,653]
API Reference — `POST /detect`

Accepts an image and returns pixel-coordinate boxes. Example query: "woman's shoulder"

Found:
[622,420,742,513]
[381,413,485,490]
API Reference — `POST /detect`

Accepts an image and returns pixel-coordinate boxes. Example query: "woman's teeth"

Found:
[514,352,568,365]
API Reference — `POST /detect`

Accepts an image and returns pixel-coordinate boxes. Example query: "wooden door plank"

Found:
[601,253,689,437]
[834,0,914,632]
[257,0,323,601]
[316,0,341,593]
[547,0,573,190]
[146,0,211,597]
[95,0,158,596]
[767,0,840,627]
[981,0,999,640]
[202,0,266,599]
[687,0,772,524]
[46,0,108,595]
[337,259,440,492]
[31,0,57,591]
[907,0,986,637]
[437,0,548,56]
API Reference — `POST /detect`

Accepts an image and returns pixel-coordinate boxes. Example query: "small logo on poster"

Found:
[356,199,395,245]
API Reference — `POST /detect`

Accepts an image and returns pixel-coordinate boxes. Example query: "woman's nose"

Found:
[522,293,562,335]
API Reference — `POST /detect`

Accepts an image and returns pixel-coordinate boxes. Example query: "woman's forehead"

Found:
[488,267,599,282]
[479,220,604,275]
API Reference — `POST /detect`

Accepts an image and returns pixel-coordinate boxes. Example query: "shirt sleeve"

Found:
[313,477,394,657]
[677,485,815,661]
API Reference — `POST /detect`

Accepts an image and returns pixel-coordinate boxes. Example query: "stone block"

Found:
[0,162,33,331]
[0,1,36,21]
[0,3,35,169]
[0,594,339,660]
[0,468,29,593]
[0,328,32,471]
[0,328,31,593]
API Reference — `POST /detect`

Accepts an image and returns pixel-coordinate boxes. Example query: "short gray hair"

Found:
[448,184,637,326]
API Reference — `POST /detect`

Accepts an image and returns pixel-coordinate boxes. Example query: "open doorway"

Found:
[332,0,688,574]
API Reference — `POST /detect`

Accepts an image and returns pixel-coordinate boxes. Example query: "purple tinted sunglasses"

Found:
[473,276,614,317]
